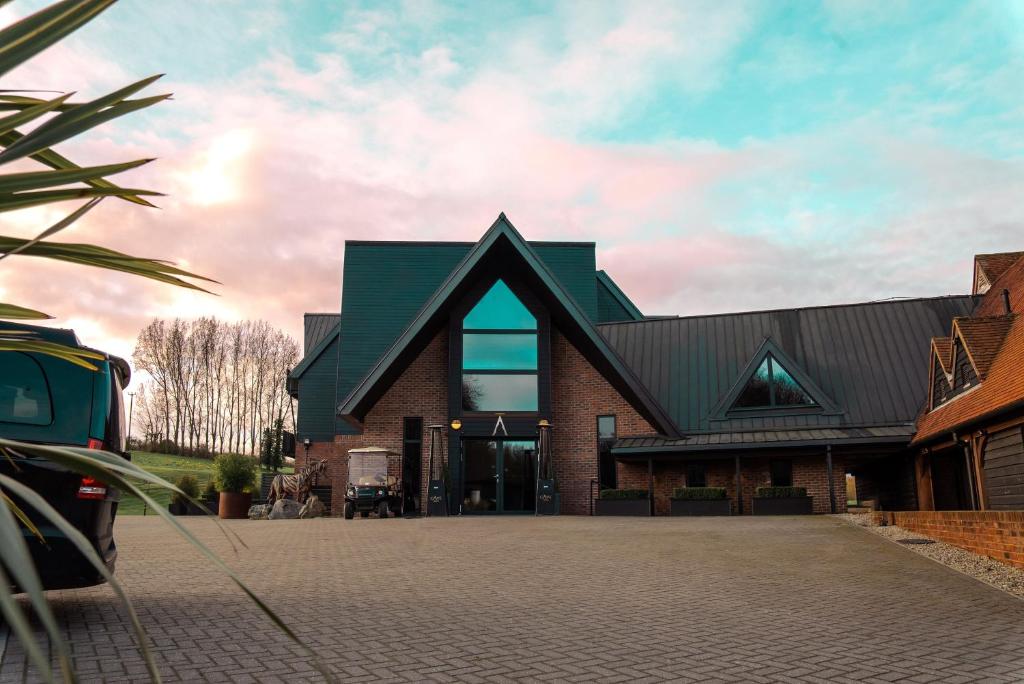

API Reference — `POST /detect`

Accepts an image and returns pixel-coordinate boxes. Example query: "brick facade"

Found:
[871,510,1024,569]
[550,330,655,514]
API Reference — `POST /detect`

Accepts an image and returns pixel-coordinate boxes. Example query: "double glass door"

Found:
[462,439,536,513]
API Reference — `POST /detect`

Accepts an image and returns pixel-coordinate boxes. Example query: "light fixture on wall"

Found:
[450,419,462,431]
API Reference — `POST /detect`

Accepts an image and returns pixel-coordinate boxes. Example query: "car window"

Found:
[108,364,127,451]
[0,353,53,426]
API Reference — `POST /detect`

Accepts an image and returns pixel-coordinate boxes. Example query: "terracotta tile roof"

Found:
[931,337,952,374]
[914,251,1024,444]
[976,252,1024,288]
[953,316,1014,379]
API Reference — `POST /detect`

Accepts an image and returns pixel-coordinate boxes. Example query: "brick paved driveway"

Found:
[3,515,1024,683]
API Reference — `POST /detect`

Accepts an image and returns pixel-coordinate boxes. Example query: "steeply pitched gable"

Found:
[596,270,644,322]
[336,214,680,437]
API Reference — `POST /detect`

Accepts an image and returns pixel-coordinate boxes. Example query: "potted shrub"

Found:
[169,474,203,515]
[670,487,731,516]
[214,453,257,519]
[594,489,650,516]
[752,486,813,515]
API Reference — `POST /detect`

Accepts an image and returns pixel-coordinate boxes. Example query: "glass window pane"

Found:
[686,463,707,488]
[769,356,815,406]
[463,334,537,370]
[770,460,793,487]
[462,374,537,412]
[597,415,616,439]
[0,353,52,426]
[733,358,771,408]
[463,279,537,330]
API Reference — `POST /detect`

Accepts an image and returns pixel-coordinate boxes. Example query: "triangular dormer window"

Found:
[732,354,817,410]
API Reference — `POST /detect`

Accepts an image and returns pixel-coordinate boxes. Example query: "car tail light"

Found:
[77,476,107,500]
[86,438,104,450]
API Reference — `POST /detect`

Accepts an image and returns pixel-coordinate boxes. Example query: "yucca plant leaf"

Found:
[0,158,152,194]
[0,474,162,682]
[0,302,50,319]
[0,92,72,137]
[0,186,161,212]
[0,490,44,543]
[0,0,115,78]
[0,131,156,207]
[0,561,58,683]
[0,236,218,292]
[0,337,104,369]
[0,88,170,166]
[0,93,78,113]
[0,482,75,682]
[0,197,101,264]
[0,439,337,683]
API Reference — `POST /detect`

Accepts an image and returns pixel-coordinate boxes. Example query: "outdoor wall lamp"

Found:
[449,419,462,431]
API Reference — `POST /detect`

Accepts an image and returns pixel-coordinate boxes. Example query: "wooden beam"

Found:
[970,432,989,511]
[914,451,935,511]
[735,454,743,515]
[826,445,836,514]
[647,458,654,517]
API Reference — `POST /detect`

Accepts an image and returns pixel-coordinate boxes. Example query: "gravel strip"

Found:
[837,512,1024,599]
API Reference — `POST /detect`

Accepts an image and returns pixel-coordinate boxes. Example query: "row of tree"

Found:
[132,318,299,457]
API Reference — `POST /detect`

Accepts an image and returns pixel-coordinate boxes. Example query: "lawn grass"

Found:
[118,451,292,516]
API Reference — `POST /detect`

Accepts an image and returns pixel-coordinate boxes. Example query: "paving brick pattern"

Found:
[4,516,1024,683]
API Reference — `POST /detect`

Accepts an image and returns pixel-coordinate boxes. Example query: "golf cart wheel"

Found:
[378,500,390,518]
[360,511,369,518]
[344,502,354,520]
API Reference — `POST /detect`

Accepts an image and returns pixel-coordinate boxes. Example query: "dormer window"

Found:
[732,354,816,410]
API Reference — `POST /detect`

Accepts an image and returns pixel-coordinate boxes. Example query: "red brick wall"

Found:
[549,330,656,515]
[872,510,1024,569]
[297,330,449,515]
[618,454,845,515]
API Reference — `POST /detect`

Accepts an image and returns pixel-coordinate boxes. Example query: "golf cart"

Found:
[344,447,403,519]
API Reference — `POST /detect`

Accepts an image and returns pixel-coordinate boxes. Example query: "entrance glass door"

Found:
[462,439,536,513]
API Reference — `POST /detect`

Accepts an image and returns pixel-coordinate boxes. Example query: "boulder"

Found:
[299,495,325,519]
[247,504,272,520]
[269,498,302,520]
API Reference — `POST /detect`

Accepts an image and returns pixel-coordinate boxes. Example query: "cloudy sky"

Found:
[2,0,1022,384]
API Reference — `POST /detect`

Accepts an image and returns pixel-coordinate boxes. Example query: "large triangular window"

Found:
[732,354,817,410]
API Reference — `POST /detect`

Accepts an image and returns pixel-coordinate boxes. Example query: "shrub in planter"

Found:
[671,487,727,500]
[599,489,647,500]
[214,453,257,519]
[169,474,201,515]
[754,486,807,498]
[670,487,731,516]
[595,489,649,516]
[202,479,219,515]
[753,486,812,515]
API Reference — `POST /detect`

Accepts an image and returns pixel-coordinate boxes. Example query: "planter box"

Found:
[594,499,650,516]
[169,501,207,516]
[219,492,252,519]
[670,498,731,516]
[752,496,813,515]
[204,496,219,515]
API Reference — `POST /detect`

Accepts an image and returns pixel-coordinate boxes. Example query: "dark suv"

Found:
[1,323,130,590]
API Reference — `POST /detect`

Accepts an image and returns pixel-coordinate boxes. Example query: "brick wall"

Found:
[618,453,845,515]
[549,330,655,515]
[872,510,1024,569]
[297,330,449,515]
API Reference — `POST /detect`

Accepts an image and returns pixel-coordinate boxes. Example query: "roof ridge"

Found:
[597,293,976,325]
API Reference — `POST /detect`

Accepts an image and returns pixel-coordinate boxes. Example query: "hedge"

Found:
[755,486,808,498]
[599,489,648,500]
[671,486,727,500]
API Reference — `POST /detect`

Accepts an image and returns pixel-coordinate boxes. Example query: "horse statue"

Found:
[267,458,328,505]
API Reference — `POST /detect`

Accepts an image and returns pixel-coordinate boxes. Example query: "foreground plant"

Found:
[0,2,331,681]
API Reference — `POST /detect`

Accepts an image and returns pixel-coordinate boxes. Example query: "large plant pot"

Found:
[218,492,252,519]
[752,496,813,515]
[594,499,650,516]
[670,498,731,516]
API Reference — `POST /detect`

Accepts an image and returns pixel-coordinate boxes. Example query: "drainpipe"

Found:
[826,445,836,514]
[647,458,654,517]
[734,455,742,515]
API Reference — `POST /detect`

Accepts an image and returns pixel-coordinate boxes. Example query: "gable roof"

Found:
[599,295,977,437]
[974,252,1024,294]
[336,214,681,437]
[709,337,840,417]
[931,337,953,375]
[596,270,644,322]
[304,313,340,354]
[915,251,1024,444]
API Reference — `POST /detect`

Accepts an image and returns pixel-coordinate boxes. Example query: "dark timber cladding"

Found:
[599,295,978,438]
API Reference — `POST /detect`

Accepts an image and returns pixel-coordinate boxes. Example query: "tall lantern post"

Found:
[536,419,558,515]
[427,423,450,516]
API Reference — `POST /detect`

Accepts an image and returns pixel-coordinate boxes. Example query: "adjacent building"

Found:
[288,215,987,516]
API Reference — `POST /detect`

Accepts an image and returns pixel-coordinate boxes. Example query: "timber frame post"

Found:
[914,451,935,511]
